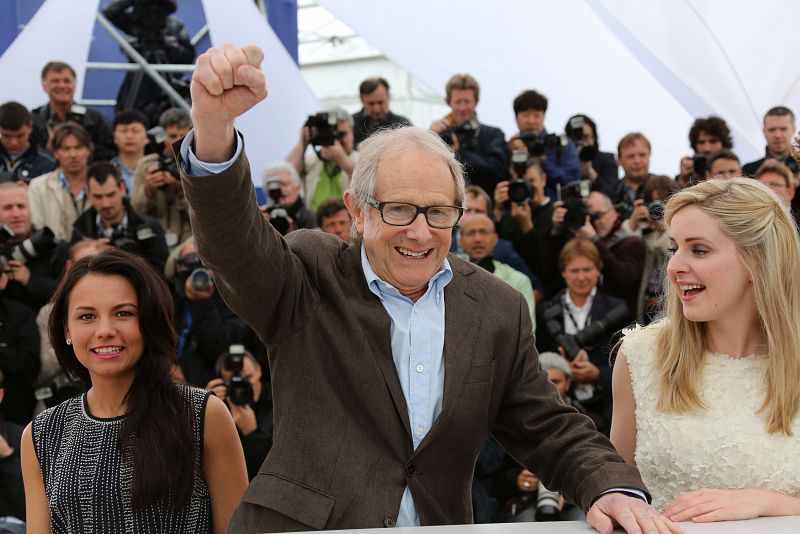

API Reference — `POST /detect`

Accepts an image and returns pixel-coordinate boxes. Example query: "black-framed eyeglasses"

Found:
[366,196,464,229]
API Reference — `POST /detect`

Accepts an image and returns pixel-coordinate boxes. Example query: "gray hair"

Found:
[329,106,353,128]
[264,160,302,196]
[348,126,465,216]
[159,107,192,129]
[538,352,572,377]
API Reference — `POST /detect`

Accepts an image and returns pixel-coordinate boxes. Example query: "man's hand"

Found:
[144,168,180,197]
[190,44,267,162]
[319,139,349,165]
[663,488,779,523]
[588,493,682,534]
[574,216,597,240]
[206,378,227,402]
[551,200,566,230]
[229,403,258,435]
[569,349,600,383]
[627,199,649,231]
[429,118,450,134]
[516,469,538,493]
[184,276,215,301]
[5,260,31,286]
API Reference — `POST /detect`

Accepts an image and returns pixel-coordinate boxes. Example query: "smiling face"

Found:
[65,273,143,384]
[43,68,76,107]
[667,206,754,324]
[346,146,456,301]
[562,255,601,302]
[0,186,32,237]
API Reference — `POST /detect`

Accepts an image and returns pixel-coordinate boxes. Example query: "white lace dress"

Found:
[621,322,800,510]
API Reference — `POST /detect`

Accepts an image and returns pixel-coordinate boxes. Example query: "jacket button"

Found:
[405,463,416,477]
[383,516,395,527]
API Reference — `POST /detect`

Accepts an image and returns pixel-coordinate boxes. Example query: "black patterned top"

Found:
[32,384,212,533]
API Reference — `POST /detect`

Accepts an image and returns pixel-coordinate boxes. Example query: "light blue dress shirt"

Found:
[360,245,453,526]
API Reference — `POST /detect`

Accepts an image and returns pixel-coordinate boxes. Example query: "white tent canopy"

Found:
[317,0,800,175]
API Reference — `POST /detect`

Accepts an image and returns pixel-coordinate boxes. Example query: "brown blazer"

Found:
[181,149,648,532]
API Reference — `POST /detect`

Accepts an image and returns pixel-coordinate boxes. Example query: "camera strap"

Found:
[562,292,592,333]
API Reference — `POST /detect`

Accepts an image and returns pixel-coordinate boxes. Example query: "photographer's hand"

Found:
[190,44,267,163]
[429,118,450,134]
[569,350,600,383]
[516,469,538,493]
[551,200,566,230]
[627,199,648,231]
[185,277,215,301]
[5,260,30,286]
[581,160,598,182]
[229,403,258,436]
[493,181,509,221]
[319,139,348,166]
[574,216,598,240]
[511,201,533,234]
[206,378,227,402]
[143,167,170,197]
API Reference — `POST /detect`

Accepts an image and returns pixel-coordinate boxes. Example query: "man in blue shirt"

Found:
[510,90,581,201]
[180,44,681,534]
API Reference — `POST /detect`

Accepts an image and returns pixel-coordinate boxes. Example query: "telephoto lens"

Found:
[535,481,561,521]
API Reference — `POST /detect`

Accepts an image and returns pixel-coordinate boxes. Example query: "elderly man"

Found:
[180,44,679,534]
[262,161,316,230]
[0,182,67,313]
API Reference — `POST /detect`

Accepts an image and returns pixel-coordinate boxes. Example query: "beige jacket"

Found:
[28,170,91,241]
[131,153,193,248]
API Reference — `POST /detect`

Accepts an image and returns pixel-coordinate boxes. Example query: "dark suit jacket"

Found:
[181,147,647,532]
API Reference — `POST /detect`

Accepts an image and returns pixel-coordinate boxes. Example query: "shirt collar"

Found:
[565,286,597,312]
[58,169,86,200]
[360,242,453,304]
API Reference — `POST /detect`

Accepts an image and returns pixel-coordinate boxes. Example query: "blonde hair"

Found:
[656,177,800,435]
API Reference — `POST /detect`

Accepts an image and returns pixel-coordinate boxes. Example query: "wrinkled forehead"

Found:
[374,147,456,198]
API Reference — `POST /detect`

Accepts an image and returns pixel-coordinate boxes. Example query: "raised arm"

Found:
[189,44,268,163]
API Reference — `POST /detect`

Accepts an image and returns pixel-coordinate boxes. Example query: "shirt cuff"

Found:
[179,129,243,176]
[595,487,649,505]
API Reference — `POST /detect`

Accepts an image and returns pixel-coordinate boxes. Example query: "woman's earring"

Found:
[66,339,72,346]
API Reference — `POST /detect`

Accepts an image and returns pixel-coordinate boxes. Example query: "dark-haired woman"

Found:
[20,249,247,533]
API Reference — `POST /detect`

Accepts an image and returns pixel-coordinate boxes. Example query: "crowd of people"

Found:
[0,41,799,533]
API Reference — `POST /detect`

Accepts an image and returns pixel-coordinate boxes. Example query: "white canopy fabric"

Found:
[317,0,800,175]
[0,0,100,110]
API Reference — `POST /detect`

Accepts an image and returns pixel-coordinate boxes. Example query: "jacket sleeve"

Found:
[458,126,509,191]
[541,139,581,188]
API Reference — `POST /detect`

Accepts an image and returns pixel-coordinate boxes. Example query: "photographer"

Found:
[610,132,654,209]
[549,190,645,315]
[430,74,508,198]
[167,238,258,387]
[262,162,316,232]
[103,0,195,127]
[0,287,40,426]
[677,116,733,186]
[0,101,56,184]
[72,161,168,272]
[536,239,631,435]
[493,157,559,297]
[110,109,150,193]
[206,347,273,481]
[622,176,677,323]
[286,108,358,212]
[352,77,411,148]
[509,90,580,201]
[0,182,68,314]
[564,114,619,197]
[131,107,193,249]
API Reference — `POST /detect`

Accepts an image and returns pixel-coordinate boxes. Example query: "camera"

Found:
[518,130,568,158]
[305,112,344,147]
[565,116,598,163]
[146,126,180,183]
[34,373,82,409]
[440,119,479,147]
[535,481,561,521]
[692,154,709,177]
[223,344,253,406]
[0,225,57,269]
[647,199,665,222]
[545,302,629,360]
[558,180,591,231]
[508,150,533,204]
[110,224,156,258]
[174,251,212,294]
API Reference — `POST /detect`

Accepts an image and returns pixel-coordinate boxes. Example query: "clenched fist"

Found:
[190,44,268,162]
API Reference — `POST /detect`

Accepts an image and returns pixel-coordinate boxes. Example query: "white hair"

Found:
[264,160,303,196]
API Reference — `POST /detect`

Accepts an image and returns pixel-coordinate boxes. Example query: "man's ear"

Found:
[343,191,365,234]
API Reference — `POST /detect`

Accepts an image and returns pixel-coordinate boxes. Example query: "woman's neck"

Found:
[86,375,134,418]
[705,314,765,358]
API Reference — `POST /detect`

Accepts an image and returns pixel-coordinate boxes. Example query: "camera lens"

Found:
[189,268,211,291]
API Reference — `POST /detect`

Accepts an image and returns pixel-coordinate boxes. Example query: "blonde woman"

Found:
[611,178,800,523]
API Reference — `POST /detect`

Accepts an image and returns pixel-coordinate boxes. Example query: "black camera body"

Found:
[0,225,57,269]
[440,119,479,147]
[110,224,156,258]
[558,180,591,231]
[174,251,212,296]
[305,112,344,147]
[545,302,629,360]
[565,115,598,163]
[519,130,567,158]
[224,345,253,406]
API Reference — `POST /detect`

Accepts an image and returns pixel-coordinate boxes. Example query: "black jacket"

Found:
[72,198,168,273]
[240,384,274,481]
[352,109,412,148]
[1,232,68,314]
[0,297,40,426]
[590,151,620,198]
[0,143,56,184]
[456,122,509,198]
[30,103,115,162]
